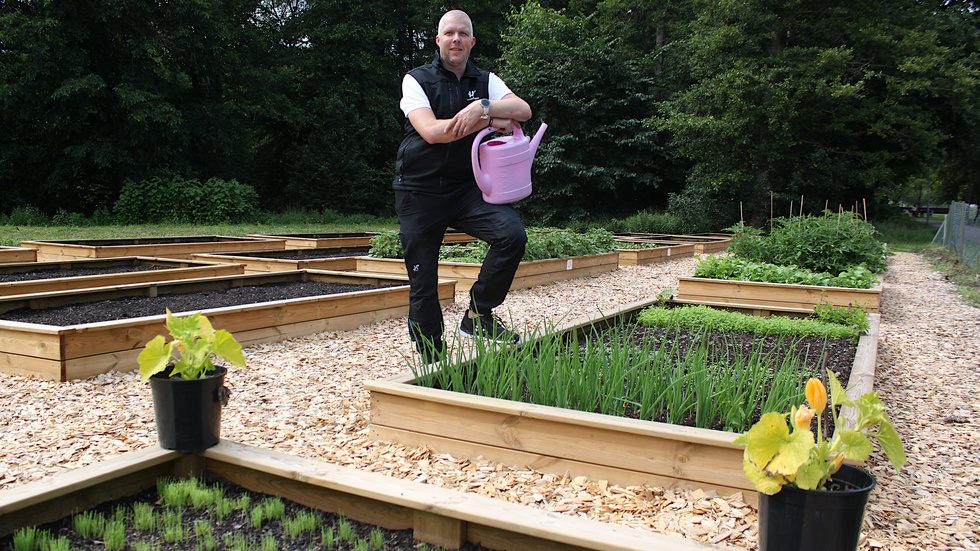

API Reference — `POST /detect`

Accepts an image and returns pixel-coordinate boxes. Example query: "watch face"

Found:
[481,99,490,109]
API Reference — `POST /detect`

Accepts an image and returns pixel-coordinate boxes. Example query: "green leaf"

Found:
[837,429,874,461]
[793,459,826,490]
[876,420,908,471]
[213,330,246,367]
[137,335,171,382]
[828,369,853,408]
[742,452,788,495]
[742,412,814,476]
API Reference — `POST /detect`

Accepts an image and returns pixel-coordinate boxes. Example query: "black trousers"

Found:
[395,184,527,344]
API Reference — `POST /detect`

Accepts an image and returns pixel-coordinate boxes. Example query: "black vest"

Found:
[394,53,490,192]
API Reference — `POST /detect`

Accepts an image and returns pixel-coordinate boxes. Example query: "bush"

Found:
[369,227,616,263]
[6,205,49,225]
[606,210,685,234]
[637,304,861,341]
[693,255,880,289]
[114,176,259,224]
[727,211,888,274]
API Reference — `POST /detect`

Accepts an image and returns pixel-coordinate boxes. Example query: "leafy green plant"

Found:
[138,309,246,381]
[812,299,870,335]
[72,510,106,539]
[103,519,126,550]
[370,227,615,262]
[411,320,833,433]
[113,176,259,224]
[693,255,879,289]
[734,370,906,494]
[637,304,863,341]
[369,527,386,549]
[133,502,157,531]
[11,526,40,551]
[727,211,888,274]
[337,517,356,542]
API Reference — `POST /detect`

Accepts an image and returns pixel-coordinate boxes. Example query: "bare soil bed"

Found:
[0,281,385,326]
[0,473,490,551]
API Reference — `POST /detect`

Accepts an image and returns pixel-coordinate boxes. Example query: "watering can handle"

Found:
[471,126,496,176]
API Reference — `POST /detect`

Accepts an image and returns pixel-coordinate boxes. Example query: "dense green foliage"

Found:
[2,0,978,225]
[638,304,863,341]
[369,227,615,262]
[411,321,827,433]
[693,255,880,289]
[114,177,259,224]
[727,211,889,273]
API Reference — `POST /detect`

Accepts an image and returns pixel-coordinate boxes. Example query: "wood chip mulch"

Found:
[1,252,977,550]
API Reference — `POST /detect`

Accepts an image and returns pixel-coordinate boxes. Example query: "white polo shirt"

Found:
[400,73,514,117]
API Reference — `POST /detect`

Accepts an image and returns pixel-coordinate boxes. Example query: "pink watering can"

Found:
[471,121,547,204]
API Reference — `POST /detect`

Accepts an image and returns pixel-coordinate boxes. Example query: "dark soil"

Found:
[0,474,492,550]
[611,324,854,432]
[0,264,170,283]
[0,281,386,326]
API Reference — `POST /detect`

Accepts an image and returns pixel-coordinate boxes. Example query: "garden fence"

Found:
[932,201,980,269]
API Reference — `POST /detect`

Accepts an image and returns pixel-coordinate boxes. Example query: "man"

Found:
[393,9,533,362]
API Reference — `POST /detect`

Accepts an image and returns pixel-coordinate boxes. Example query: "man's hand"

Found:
[443,100,485,139]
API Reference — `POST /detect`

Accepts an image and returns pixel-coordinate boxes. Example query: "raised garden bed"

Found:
[337,252,621,293]
[0,247,36,264]
[675,276,882,313]
[367,299,879,506]
[0,440,727,550]
[614,243,696,266]
[247,231,475,248]
[0,271,455,381]
[613,234,733,254]
[0,257,245,297]
[20,236,287,261]
[191,247,372,273]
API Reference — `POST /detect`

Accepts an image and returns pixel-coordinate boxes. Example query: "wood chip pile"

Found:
[1,252,977,549]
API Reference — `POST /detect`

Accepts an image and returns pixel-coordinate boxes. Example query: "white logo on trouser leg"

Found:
[413,265,420,272]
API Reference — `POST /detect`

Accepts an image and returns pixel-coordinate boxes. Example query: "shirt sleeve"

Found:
[399,74,431,117]
[400,72,515,117]
[488,73,514,101]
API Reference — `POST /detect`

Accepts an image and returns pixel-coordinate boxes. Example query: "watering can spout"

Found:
[529,122,548,160]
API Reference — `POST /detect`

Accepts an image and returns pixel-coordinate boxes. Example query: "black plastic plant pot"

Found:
[149,366,229,452]
[758,464,876,551]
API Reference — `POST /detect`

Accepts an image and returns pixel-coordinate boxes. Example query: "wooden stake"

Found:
[740,202,744,224]
[770,192,774,233]
[863,198,868,221]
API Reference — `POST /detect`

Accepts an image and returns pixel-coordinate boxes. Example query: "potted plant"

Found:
[138,309,246,452]
[734,370,907,551]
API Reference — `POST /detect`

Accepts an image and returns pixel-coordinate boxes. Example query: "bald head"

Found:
[438,10,473,37]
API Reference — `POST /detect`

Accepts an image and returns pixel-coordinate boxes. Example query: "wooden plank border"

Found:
[0,441,734,550]
[0,271,455,381]
[676,276,882,313]
[0,247,36,264]
[0,257,246,297]
[20,236,287,261]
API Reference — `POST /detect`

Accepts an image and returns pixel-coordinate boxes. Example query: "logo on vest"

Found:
[467,90,477,101]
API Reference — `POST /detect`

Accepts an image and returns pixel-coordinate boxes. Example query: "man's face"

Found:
[436,15,475,69]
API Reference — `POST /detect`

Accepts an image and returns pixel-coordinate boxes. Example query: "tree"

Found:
[500,2,677,223]
[657,0,977,223]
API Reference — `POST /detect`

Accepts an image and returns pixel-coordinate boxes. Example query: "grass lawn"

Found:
[0,222,399,247]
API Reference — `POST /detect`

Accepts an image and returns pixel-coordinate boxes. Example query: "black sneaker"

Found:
[415,337,446,364]
[458,311,520,344]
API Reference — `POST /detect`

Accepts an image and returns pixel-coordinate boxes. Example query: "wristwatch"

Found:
[480,99,491,119]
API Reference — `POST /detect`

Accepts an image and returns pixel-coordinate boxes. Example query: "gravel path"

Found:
[0,252,977,549]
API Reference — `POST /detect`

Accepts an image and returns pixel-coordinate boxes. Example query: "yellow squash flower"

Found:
[805,378,828,414]
[794,405,816,430]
